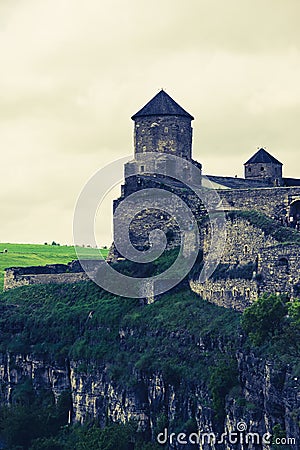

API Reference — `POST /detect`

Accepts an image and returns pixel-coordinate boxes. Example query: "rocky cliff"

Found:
[0,282,298,449]
[0,351,298,449]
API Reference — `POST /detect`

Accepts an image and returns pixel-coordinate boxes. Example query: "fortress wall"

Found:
[218,186,300,218]
[2,260,102,291]
[120,181,300,256]
[112,179,206,258]
[190,278,257,312]
[192,224,300,309]
[258,244,300,298]
[202,215,279,265]
[122,180,300,223]
[9,264,72,276]
[191,216,272,311]
[4,269,89,291]
[191,216,299,310]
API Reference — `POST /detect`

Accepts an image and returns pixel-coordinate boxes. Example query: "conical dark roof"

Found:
[245,148,282,166]
[131,90,194,120]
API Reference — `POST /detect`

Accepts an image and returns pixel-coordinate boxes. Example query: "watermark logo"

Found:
[236,420,247,432]
[73,153,227,298]
[157,422,296,447]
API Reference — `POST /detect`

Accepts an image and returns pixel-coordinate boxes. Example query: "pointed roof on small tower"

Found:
[244,148,283,166]
[131,90,194,120]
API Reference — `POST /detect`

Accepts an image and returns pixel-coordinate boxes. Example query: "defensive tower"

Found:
[244,148,283,186]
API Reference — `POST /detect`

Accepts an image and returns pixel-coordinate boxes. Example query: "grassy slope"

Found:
[0,280,298,382]
[0,282,241,384]
[0,243,108,290]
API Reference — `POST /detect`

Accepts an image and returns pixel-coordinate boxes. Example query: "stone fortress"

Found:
[4,90,300,311]
[112,90,300,310]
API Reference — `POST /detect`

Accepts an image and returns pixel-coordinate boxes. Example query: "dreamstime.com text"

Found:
[157,423,296,447]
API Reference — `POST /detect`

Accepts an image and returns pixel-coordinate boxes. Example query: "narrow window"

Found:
[277,257,289,273]
[140,165,145,172]
[260,166,264,171]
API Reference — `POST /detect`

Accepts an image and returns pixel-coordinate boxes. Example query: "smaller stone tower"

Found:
[244,148,283,186]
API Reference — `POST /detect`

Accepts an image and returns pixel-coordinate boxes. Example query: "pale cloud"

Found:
[0,0,299,245]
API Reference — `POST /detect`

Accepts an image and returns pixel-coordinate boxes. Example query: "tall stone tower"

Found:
[110,91,203,261]
[124,90,202,185]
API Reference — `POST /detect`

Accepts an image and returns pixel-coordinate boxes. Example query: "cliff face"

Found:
[227,353,299,449]
[0,350,298,449]
[0,282,298,449]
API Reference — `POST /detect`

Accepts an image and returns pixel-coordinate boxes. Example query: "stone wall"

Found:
[122,180,300,225]
[3,260,100,291]
[191,215,300,310]
[258,244,300,298]
[202,215,278,265]
[112,175,206,257]
[190,278,257,312]
[218,186,300,219]
[4,270,89,291]
[117,179,300,260]
[191,215,270,310]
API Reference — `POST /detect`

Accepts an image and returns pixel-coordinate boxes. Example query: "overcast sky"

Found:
[1,0,300,246]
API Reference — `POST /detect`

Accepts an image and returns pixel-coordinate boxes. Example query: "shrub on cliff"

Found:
[241,294,288,346]
[209,357,238,424]
[241,294,300,357]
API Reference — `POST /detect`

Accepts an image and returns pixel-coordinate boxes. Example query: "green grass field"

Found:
[0,243,109,290]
